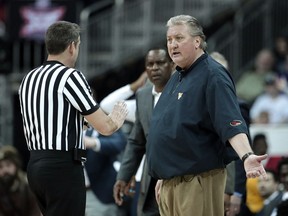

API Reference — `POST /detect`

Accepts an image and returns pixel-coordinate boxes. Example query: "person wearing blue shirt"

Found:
[84,127,128,216]
[146,15,268,216]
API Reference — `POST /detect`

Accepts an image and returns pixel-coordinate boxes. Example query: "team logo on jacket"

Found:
[178,92,183,99]
[230,120,242,126]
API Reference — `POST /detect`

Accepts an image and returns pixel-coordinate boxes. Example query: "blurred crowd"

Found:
[236,36,288,125]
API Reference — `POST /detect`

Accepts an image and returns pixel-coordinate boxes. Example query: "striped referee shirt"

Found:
[19,61,99,151]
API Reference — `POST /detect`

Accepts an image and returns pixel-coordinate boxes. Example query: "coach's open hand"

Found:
[244,154,268,179]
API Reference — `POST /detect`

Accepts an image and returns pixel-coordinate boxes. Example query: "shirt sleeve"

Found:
[100,84,136,122]
[63,70,99,115]
[206,70,248,143]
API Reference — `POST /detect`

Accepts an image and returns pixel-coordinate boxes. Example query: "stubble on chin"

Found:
[0,173,17,189]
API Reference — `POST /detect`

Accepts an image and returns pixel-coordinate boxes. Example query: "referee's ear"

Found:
[68,42,75,55]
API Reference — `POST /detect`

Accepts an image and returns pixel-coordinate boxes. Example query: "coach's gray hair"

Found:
[167,15,207,50]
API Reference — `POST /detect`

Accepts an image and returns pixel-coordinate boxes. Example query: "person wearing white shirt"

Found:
[250,74,288,124]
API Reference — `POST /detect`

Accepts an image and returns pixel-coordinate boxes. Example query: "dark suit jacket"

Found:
[85,128,127,204]
[117,85,159,215]
[256,191,283,216]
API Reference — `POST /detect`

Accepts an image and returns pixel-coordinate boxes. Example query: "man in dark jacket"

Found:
[84,127,127,216]
[113,48,174,216]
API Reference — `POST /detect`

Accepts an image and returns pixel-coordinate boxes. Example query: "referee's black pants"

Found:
[27,150,86,216]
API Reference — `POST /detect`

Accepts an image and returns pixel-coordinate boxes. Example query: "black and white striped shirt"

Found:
[19,61,99,151]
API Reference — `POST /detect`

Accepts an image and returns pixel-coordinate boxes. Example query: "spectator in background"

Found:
[279,56,288,83]
[84,127,128,216]
[100,71,148,216]
[276,199,288,216]
[271,35,288,95]
[267,157,288,216]
[277,158,288,194]
[273,36,288,74]
[236,49,276,106]
[252,134,269,162]
[250,73,288,124]
[0,145,41,216]
[275,54,288,94]
[256,169,283,216]
[83,88,130,216]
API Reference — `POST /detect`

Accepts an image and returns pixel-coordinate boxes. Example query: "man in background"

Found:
[0,145,41,216]
[256,169,282,216]
[113,48,174,216]
[84,127,128,216]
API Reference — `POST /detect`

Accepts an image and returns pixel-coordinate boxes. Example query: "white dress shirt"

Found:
[135,86,161,181]
[100,84,136,122]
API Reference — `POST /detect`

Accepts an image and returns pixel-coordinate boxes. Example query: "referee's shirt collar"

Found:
[44,60,64,66]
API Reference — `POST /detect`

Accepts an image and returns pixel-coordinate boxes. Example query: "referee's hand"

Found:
[109,101,128,129]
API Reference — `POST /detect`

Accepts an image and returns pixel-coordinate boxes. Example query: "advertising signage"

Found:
[8,0,77,41]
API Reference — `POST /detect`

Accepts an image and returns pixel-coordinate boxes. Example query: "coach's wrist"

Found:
[241,152,254,163]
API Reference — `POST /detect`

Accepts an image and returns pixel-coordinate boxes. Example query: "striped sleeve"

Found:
[64,70,99,115]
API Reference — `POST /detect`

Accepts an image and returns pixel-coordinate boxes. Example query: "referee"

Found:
[18,21,127,216]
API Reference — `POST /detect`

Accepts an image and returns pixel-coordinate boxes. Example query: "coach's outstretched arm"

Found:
[229,133,268,179]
